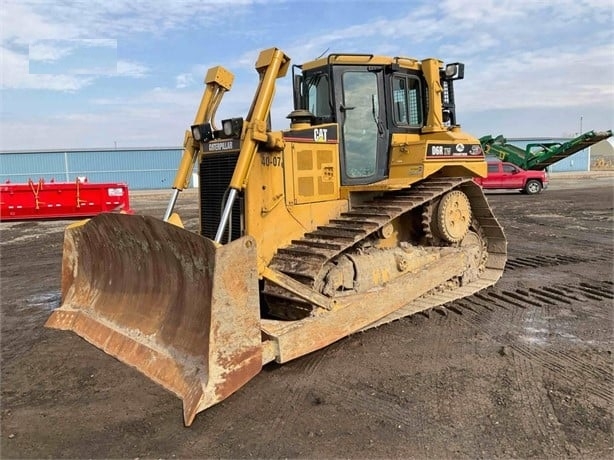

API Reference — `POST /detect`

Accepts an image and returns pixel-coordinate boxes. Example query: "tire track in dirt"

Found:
[451,293,533,456]
[511,352,573,457]
[505,255,585,270]
[405,302,479,444]
[189,344,343,458]
[450,284,611,456]
[1,290,61,364]
[550,239,613,259]
[316,377,437,457]
[251,343,339,458]
[511,345,613,403]
[321,379,413,428]
[310,312,474,457]
[450,282,613,405]
[418,309,475,450]
[260,314,467,458]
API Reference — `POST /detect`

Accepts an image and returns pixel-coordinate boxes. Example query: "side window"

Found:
[392,75,422,126]
[306,74,331,119]
[503,164,517,173]
[392,78,408,124]
[487,164,499,173]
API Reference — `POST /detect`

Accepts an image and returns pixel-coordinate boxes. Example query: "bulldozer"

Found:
[46,47,506,426]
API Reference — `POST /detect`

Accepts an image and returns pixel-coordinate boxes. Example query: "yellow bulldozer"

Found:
[46,47,506,426]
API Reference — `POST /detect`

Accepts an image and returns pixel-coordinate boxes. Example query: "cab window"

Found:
[392,75,422,126]
[305,73,332,120]
[342,71,379,178]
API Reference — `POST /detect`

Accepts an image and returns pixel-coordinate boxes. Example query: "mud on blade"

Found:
[45,213,262,426]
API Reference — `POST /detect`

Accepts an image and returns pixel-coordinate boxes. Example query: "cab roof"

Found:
[300,53,434,72]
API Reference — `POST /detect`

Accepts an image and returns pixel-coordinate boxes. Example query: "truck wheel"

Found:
[524,180,542,195]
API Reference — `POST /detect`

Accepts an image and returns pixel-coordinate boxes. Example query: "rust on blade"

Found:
[46,213,262,426]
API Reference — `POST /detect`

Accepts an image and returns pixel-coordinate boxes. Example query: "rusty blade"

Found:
[45,213,262,426]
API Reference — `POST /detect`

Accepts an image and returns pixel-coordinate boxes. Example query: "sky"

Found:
[1,0,612,151]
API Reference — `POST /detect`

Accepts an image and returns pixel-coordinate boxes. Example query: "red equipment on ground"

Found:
[0,177,133,221]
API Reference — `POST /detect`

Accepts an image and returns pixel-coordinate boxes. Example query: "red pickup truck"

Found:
[474,161,548,194]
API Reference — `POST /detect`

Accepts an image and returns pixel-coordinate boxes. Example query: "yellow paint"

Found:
[167,212,184,228]
[245,137,347,271]
[197,49,488,274]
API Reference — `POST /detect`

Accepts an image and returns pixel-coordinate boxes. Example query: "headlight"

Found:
[221,117,243,139]
[223,120,233,137]
[191,123,213,142]
[444,63,465,80]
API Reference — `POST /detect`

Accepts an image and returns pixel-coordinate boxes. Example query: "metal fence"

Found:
[0,147,184,190]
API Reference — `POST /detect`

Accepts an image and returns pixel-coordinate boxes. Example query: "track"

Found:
[263,176,507,320]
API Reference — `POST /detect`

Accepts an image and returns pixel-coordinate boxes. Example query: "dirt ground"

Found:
[1,174,613,459]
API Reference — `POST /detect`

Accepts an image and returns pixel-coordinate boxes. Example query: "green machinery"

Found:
[480,130,612,171]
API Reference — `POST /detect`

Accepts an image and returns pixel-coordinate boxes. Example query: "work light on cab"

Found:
[444,62,464,80]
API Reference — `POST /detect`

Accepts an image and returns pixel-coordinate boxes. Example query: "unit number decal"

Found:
[261,155,283,167]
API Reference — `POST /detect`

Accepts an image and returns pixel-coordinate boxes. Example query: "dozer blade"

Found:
[45,213,262,426]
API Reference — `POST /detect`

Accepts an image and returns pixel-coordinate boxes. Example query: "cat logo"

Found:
[314,128,328,143]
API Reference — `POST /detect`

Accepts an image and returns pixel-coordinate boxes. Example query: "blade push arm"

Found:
[214,47,290,242]
[163,66,234,222]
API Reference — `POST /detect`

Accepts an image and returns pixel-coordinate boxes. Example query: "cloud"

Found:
[28,41,75,63]
[1,0,278,44]
[1,44,148,90]
[1,0,612,150]
[279,0,613,111]
[0,2,81,45]
[116,60,149,78]
[0,45,95,91]
[175,73,194,89]
[0,0,265,91]
[28,39,119,76]
[29,39,117,63]
[457,43,614,112]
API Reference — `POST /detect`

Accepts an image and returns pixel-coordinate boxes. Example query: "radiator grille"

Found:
[199,152,243,242]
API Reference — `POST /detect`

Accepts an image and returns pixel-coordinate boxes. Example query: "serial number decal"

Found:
[261,155,283,167]
[407,165,424,176]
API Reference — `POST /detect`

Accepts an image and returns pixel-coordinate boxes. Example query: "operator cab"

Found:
[292,54,464,186]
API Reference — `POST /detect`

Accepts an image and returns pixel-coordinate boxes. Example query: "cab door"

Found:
[484,162,502,188]
[333,66,390,185]
[502,163,524,188]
